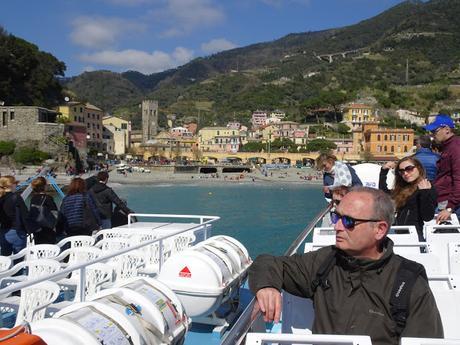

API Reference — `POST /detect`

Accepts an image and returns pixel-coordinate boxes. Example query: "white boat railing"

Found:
[221,204,332,345]
[0,214,220,303]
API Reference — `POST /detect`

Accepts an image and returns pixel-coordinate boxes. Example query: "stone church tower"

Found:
[142,100,158,143]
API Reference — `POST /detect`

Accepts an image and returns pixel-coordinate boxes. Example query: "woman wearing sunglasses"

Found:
[379,157,437,241]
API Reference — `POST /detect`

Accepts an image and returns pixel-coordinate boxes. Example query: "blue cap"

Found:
[423,114,455,131]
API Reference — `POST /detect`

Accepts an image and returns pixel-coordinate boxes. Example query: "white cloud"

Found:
[151,0,225,37]
[70,16,145,49]
[79,47,194,74]
[82,66,96,72]
[201,38,237,54]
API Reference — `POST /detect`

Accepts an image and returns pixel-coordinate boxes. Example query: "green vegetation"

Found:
[0,141,16,156]
[306,139,337,153]
[0,27,65,107]
[13,147,49,164]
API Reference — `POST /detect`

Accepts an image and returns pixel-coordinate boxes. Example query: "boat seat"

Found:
[429,278,460,339]
[244,332,372,345]
[448,242,460,275]
[401,338,460,345]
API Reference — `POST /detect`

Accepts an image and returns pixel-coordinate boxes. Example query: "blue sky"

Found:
[1,0,405,77]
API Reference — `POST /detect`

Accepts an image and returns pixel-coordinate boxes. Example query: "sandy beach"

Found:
[1,165,323,187]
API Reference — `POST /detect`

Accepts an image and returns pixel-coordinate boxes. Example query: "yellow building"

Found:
[343,103,377,129]
[198,127,241,153]
[57,102,104,151]
[353,123,414,158]
[102,115,131,156]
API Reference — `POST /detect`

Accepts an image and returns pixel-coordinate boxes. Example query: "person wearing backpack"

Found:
[0,175,28,255]
[89,171,132,229]
[249,187,443,345]
[29,177,58,244]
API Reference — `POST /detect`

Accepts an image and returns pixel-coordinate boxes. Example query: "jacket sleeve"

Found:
[417,187,437,221]
[248,252,318,299]
[107,188,131,214]
[402,276,444,338]
[447,144,460,209]
[379,168,391,193]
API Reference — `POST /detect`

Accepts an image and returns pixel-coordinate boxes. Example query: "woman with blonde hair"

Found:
[29,176,58,244]
[0,176,29,255]
[379,157,437,241]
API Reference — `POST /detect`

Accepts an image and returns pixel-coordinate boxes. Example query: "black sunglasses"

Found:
[397,165,416,175]
[330,211,381,230]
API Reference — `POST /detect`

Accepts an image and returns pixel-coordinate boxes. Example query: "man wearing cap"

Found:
[424,114,460,222]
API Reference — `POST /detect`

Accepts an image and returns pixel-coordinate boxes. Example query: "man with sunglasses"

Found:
[423,114,460,222]
[249,187,443,344]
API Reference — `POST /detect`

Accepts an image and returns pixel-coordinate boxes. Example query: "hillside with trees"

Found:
[3,0,460,129]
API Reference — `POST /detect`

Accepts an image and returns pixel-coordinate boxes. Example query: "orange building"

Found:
[353,123,414,159]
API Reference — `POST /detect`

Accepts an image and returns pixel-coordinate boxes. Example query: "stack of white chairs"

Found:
[0,259,62,288]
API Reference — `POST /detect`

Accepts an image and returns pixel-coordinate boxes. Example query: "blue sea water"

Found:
[113,183,325,257]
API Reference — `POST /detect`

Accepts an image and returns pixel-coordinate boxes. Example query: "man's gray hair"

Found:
[350,186,395,227]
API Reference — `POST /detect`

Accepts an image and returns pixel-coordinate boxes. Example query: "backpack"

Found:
[311,249,427,337]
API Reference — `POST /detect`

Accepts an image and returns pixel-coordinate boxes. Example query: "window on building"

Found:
[2,112,6,126]
[217,131,220,135]
[121,123,127,130]
[92,114,95,119]
[80,107,83,112]
[38,111,57,123]
[377,134,381,141]
[97,124,100,129]
[391,146,394,153]
[384,146,387,152]
[384,135,388,141]
[87,123,90,128]
[10,111,14,120]
[97,133,100,138]
[404,146,408,152]
[97,115,99,120]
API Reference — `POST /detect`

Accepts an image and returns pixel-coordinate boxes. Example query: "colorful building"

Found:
[198,127,242,153]
[353,123,414,158]
[342,103,377,129]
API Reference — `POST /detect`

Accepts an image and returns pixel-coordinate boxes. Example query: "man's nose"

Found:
[334,218,345,232]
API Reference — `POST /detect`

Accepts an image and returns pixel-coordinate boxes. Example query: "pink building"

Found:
[251,110,268,128]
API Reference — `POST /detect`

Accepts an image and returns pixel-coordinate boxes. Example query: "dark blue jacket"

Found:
[414,148,440,181]
[60,193,100,228]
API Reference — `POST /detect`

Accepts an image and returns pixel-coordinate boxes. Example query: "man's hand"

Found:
[436,209,452,223]
[417,179,431,190]
[383,162,396,170]
[252,288,282,323]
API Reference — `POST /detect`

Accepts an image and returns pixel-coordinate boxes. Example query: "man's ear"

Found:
[375,221,388,241]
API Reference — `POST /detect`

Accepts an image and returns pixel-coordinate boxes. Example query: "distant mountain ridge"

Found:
[62,0,460,127]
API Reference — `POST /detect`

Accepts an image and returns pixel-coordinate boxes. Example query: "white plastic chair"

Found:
[132,235,172,276]
[93,228,132,242]
[9,244,61,262]
[0,281,60,326]
[96,238,131,253]
[170,231,196,254]
[109,252,144,282]
[0,256,12,273]
[0,259,62,292]
[56,235,95,249]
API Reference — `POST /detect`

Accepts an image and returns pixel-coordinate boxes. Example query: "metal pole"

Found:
[79,266,86,302]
